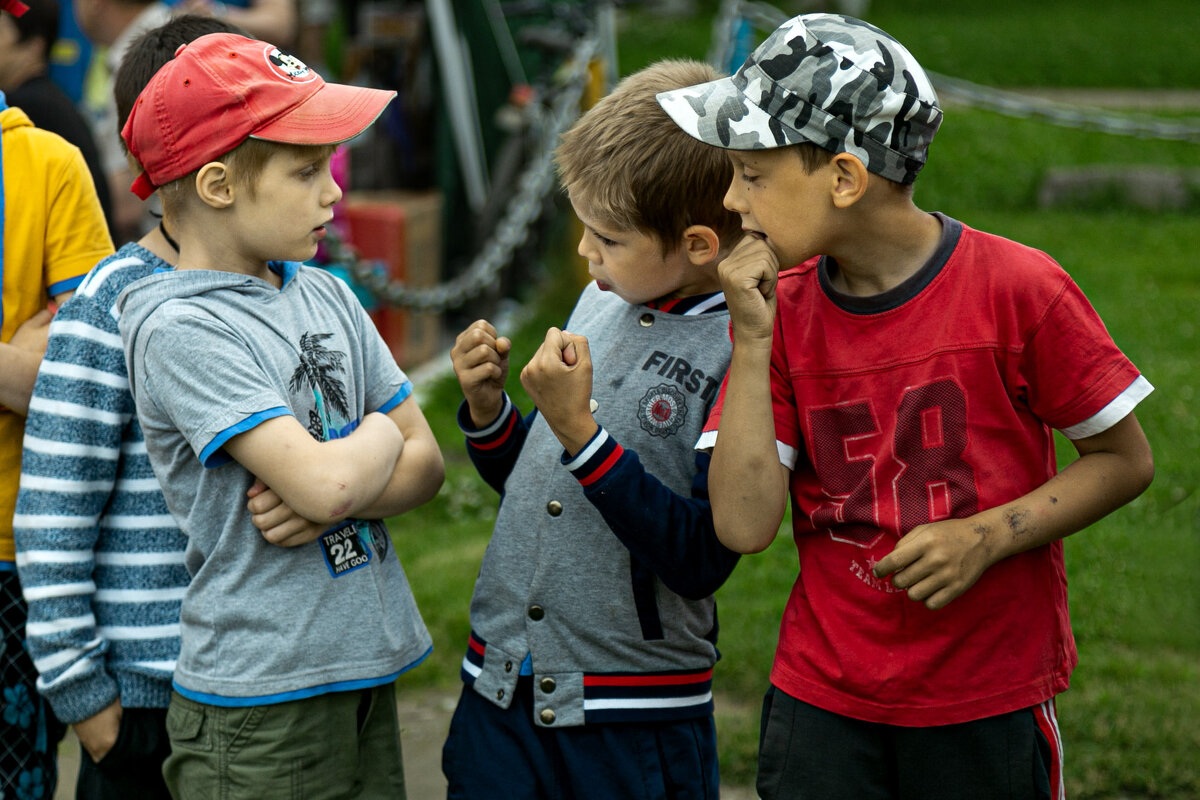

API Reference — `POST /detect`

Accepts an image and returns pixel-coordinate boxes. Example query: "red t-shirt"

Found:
[701,217,1150,726]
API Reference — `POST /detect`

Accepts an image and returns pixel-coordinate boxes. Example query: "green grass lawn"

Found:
[391,3,1199,796]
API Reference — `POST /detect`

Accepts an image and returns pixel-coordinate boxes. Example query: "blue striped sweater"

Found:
[13,243,186,724]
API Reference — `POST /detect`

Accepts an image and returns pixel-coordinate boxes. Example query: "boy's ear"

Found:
[681,224,721,266]
[829,152,869,209]
[195,162,235,210]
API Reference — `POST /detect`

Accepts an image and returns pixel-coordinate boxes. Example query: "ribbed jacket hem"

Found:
[460,630,715,725]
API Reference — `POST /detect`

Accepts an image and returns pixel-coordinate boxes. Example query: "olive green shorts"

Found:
[163,684,406,799]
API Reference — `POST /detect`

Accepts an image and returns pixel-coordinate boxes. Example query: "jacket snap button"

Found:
[639,313,654,327]
[496,689,505,700]
[546,500,563,516]
[528,605,545,621]
[504,661,513,672]
[540,708,556,725]
[539,677,556,694]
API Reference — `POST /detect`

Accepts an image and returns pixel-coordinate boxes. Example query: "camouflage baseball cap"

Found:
[657,14,942,184]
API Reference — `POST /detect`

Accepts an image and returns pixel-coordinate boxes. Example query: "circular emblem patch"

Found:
[264,46,315,83]
[638,384,688,438]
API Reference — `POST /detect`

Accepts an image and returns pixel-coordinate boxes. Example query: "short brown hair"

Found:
[793,141,834,174]
[555,59,741,253]
[158,138,336,217]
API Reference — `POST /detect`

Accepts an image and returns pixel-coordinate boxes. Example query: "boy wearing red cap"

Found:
[117,32,444,796]
[659,13,1155,800]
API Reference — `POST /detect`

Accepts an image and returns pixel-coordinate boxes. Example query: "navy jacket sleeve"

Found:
[562,426,740,600]
[458,394,534,494]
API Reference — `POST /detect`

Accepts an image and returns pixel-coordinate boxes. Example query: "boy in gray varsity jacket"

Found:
[443,60,744,799]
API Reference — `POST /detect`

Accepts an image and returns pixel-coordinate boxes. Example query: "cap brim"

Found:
[657,75,809,151]
[252,83,397,146]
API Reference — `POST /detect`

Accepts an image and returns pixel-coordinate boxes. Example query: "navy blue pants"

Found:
[756,685,1063,800]
[442,678,719,799]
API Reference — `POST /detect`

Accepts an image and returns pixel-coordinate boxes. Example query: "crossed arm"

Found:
[225,398,444,543]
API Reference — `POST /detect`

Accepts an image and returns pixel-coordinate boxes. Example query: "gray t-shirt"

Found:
[118,262,431,702]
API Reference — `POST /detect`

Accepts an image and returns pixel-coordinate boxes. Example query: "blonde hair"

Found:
[555,59,742,253]
[157,138,336,217]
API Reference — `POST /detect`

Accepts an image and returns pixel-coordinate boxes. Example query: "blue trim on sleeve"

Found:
[170,646,433,707]
[0,561,16,572]
[47,274,87,297]
[376,381,414,415]
[200,406,292,468]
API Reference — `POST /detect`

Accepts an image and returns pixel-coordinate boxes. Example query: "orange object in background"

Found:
[342,191,444,369]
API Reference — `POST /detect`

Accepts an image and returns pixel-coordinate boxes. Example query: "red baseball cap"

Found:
[0,0,30,16]
[121,33,396,199]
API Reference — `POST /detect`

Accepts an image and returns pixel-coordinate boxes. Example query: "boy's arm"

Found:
[247,399,444,545]
[222,411,405,526]
[0,300,71,414]
[708,236,790,553]
[569,438,740,599]
[452,319,530,492]
[523,328,740,597]
[14,296,136,757]
[874,411,1154,610]
[351,397,445,520]
[459,395,533,494]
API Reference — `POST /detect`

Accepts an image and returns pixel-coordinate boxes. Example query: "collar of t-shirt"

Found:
[819,213,962,315]
[152,260,300,289]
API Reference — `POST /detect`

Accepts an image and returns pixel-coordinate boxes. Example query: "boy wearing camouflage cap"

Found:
[659,13,1154,799]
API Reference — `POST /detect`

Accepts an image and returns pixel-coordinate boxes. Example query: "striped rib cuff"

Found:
[562,426,625,487]
[460,395,518,451]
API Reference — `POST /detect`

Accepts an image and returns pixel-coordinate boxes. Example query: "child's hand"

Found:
[9,308,54,356]
[872,517,997,610]
[73,699,122,763]
[451,320,512,428]
[520,327,598,456]
[247,478,329,546]
[719,235,779,345]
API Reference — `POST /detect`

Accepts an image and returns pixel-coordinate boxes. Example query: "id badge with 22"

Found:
[319,519,372,577]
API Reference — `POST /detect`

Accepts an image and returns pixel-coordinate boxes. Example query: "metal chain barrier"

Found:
[330,33,599,311]
[710,0,1200,143]
[927,74,1200,143]
[342,3,1196,311]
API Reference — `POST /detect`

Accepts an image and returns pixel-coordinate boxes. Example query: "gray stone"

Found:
[1038,165,1200,211]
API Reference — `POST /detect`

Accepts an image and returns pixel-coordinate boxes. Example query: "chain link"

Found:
[711,0,1200,142]
[339,2,1197,311]
[328,34,599,312]
[928,74,1200,143]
